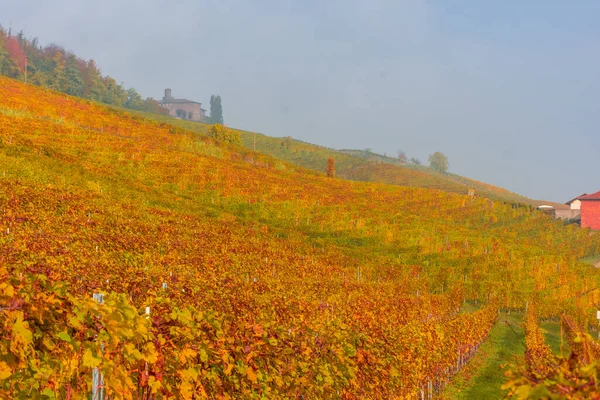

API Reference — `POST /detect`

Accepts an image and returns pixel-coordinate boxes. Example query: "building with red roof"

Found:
[579,191,600,230]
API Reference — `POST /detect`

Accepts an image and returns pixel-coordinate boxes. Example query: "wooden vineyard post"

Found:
[92,293,105,400]
[145,306,150,396]
[596,310,600,340]
[560,317,564,357]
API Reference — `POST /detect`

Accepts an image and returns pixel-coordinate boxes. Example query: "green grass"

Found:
[443,315,568,399]
[460,300,483,314]
[443,312,525,399]
[540,321,567,356]
[580,254,600,266]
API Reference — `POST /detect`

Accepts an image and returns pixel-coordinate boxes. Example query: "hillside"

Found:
[129,112,562,208]
[0,26,561,208]
[240,136,568,208]
[0,27,168,115]
[1,76,600,398]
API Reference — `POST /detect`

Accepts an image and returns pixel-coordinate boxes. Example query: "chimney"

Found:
[164,88,172,101]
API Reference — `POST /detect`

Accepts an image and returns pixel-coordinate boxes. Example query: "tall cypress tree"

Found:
[209,95,224,124]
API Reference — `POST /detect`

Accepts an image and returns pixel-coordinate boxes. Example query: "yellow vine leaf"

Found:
[246,366,258,383]
[0,361,11,380]
[82,348,101,368]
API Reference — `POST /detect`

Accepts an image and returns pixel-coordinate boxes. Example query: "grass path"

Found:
[540,320,566,356]
[442,312,525,399]
[442,313,567,399]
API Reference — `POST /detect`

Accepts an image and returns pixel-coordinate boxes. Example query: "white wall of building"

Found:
[570,199,581,210]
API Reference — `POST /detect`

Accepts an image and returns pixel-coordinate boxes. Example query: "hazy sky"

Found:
[2,0,599,202]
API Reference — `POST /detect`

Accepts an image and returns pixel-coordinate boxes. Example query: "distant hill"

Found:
[128,112,564,207]
[335,149,570,208]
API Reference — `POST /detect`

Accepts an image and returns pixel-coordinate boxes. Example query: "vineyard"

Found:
[1,75,600,398]
[127,110,558,207]
[504,305,600,398]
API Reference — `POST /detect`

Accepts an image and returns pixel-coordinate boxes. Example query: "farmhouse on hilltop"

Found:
[158,89,207,122]
[579,191,600,230]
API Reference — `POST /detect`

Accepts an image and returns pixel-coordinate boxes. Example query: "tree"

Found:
[280,136,292,150]
[82,59,107,101]
[397,150,407,163]
[0,34,11,77]
[102,76,127,106]
[141,97,170,116]
[64,53,84,96]
[428,152,449,173]
[410,157,422,165]
[4,35,26,78]
[124,88,144,111]
[326,158,335,177]
[50,51,66,91]
[209,95,223,124]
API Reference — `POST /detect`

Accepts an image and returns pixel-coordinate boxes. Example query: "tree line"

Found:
[0,27,167,114]
[0,26,226,123]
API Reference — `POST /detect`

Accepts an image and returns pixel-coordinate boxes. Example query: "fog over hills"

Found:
[2,0,599,202]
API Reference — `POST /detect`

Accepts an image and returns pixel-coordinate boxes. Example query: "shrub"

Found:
[208,124,241,145]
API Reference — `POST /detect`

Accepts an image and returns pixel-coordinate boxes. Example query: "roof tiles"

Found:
[580,191,600,201]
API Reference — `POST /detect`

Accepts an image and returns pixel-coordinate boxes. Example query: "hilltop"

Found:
[132,112,564,208]
[1,76,600,398]
[0,27,168,115]
[0,27,569,207]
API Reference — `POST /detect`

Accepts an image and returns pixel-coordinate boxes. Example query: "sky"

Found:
[1,0,599,202]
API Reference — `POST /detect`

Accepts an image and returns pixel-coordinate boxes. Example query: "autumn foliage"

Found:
[0,76,600,398]
[0,27,167,115]
[504,307,600,398]
[326,157,335,178]
[4,36,26,72]
[208,123,241,145]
